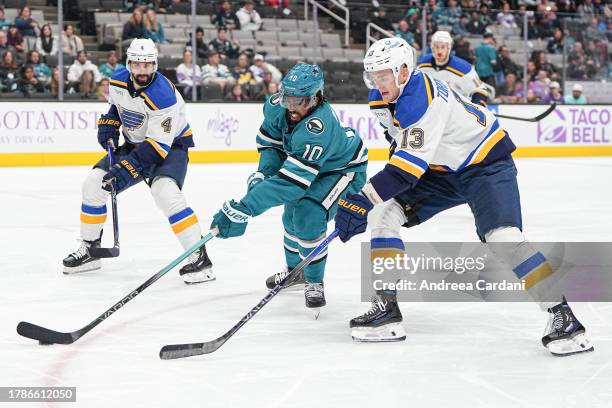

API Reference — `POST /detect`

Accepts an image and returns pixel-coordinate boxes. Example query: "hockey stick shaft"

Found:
[17,229,217,345]
[494,103,556,122]
[159,228,339,360]
[88,142,120,258]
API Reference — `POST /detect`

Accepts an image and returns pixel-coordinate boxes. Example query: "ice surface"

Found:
[1,158,611,408]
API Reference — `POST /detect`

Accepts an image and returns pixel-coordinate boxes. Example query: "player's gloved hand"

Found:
[246,171,266,191]
[97,113,121,151]
[334,192,374,243]
[211,200,252,239]
[471,93,488,107]
[101,155,141,192]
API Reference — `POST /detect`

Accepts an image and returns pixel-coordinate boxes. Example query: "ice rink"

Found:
[1,157,611,408]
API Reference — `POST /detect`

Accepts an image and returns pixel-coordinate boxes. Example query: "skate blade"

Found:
[63,260,101,274]
[183,269,216,285]
[351,323,406,343]
[548,333,594,356]
[312,308,321,320]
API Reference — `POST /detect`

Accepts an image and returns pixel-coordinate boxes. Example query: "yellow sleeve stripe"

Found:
[423,74,433,105]
[181,129,193,138]
[145,138,169,159]
[470,129,506,166]
[171,214,198,234]
[446,66,465,77]
[110,79,128,87]
[368,100,388,107]
[393,117,400,126]
[80,213,107,224]
[141,92,159,110]
[418,63,432,68]
[389,156,425,178]
[428,164,449,172]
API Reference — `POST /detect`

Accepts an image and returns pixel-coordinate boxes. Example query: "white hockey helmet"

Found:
[363,37,416,91]
[431,30,453,49]
[126,38,158,73]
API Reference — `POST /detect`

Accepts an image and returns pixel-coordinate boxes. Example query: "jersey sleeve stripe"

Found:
[393,150,429,171]
[368,100,388,109]
[417,63,433,68]
[446,66,465,77]
[389,156,425,178]
[469,128,507,166]
[287,156,319,175]
[423,73,434,105]
[257,130,283,145]
[145,138,170,158]
[278,168,311,189]
[177,124,193,138]
[140,92,159,110]
[458,120,503,169]
[110,79,128,89]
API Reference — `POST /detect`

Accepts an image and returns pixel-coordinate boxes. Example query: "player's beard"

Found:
[133,73,153,87]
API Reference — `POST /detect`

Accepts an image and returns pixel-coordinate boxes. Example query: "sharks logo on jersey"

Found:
[306,118,325,134]
[118,105,145,131]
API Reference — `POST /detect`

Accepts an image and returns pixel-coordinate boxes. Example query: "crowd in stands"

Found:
[0,0,609,103]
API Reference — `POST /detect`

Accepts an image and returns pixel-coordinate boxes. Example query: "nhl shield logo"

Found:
[306,118,324,134]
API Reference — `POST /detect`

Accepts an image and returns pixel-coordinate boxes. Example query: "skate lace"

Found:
[366,297,387,315]
[274,269,290,285]
[187,249,201,264]
[69,241,89,260]
[552,311,565,331]
[305,283,324,299]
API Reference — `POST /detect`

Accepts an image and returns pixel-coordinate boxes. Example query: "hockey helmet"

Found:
[363,37,416,92]
[278,63,324,110]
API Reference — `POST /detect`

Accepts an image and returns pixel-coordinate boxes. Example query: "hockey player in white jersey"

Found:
[417,31,490,106]
[62,38,213,284]
[334,38,593,356]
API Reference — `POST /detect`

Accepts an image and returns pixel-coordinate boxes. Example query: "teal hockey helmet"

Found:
[279,63,324,110]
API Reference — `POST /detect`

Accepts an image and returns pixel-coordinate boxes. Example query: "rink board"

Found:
[0,102,610,166]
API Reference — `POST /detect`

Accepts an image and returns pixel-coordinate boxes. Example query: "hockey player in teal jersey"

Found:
[210,63,368,314]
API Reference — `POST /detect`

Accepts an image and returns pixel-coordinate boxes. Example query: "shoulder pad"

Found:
[446,55,472,76]
[140,73,177,111]
[417,53,434,68]
[394,71,435,128]
[368,89,388,109]
[109,67,130,89]
[263,92,284,117]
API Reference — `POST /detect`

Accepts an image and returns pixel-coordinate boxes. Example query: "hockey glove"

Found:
[211,200,252,239]
[102,155,142,192]
[246,171,266,192]
[97,112,121,150]
[334,192,374,243]
[471,92,488,107]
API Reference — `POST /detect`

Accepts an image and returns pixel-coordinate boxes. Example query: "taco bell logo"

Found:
[537,108,566,143]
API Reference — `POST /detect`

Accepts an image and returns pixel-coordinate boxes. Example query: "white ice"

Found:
[1,157,612,408]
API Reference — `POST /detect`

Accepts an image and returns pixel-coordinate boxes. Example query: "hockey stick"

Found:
[16,230,217,345]
[159,228,340,360]
[89,142,120,258]
[494,103,557,122]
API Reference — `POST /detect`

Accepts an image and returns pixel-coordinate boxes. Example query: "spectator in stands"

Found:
[36,24,58,58]
[453,35,472,62]
[495,72,521,103]
[467,11,486,35]
[255,81,278,101]
[225,83,249,101]
[144,9,165,44]
[0,31,20,64]
[542,81,563,104]
[478,4,494,28]
[201,50,235,91]
[17,64,46,96]
[526,60,537,81]
[585,18,609,62]
[96,78,110,101]
[538,11,560,39]
[213,1,240,31]
[67,50,101,97]
[264,0,291,16]
[497,46,520,77]
[236,0,262,32]
[496,2,517,28]
[176,49,202,96]
[435,0,462,27]
[208,27,240,60]
[0,7,12,31]
[528,69,551,102]
[577,0,596,21]
[474,33,497,87]
[122,9,145,41]
[371,8,394,34]
[547,28,563,54]
[232,52,256,85]
[395,20,416,46]
[533,51,558,79]
[452,14,470,37]
[564,83,587,104]
[50,67,64,97]
[253,70,276,98]
[14,6,38,37]
[0,50,19,93]
[99,51,125,79]
[62,24,84,57]
[250,53,281,83]
[187,27,208,61]
[6,25,25,53]
[27,50,51,86]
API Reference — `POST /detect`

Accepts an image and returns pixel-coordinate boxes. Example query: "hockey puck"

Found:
[38,340,53,346]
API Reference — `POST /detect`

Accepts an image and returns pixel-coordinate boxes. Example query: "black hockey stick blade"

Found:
[87,245,120,258]
[16,321,76,344]
[159,229,339,360]
[495,103,556,122]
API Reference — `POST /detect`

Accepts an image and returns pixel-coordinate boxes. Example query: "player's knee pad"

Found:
[369,199,407,239]
[484,226,527,263]
[150,176,187,217]
[82,168,109,206]
[292,199,327,240]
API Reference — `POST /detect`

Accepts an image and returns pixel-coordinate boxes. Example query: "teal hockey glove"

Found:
[211,200,252,239]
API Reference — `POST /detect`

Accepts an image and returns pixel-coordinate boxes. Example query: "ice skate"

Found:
[179,243,214,284]
[542,297,594,356]
[350,296,406,342]
[265,267,305,290]
[305,282,326,319]
[62,237,102,274]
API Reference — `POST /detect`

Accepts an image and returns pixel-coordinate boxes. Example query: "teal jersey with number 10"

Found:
[240,94,368,216]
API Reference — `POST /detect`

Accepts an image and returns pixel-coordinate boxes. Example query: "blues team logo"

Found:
[306,118,324,134]
[118,105,145,131]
